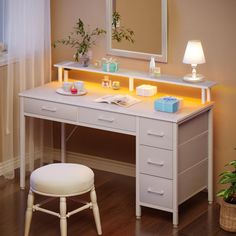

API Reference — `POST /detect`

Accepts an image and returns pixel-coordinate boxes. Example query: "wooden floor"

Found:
[0,169,234,236]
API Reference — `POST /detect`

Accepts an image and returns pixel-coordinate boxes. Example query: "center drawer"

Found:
[24,98,77,122]
[78,107,136,132]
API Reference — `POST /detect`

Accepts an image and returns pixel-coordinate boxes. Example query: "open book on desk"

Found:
[94,94,141,107]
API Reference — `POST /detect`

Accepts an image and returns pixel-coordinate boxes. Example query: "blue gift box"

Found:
[102,62,118,72]
[154,96,179,113]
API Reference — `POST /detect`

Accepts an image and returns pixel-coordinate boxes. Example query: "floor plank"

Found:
[0,169,233,236]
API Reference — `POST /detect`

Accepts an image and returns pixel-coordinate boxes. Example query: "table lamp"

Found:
[183,40,206,82]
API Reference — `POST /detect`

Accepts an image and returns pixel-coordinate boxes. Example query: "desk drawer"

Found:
[139,145,173,179]
[140,174,172,209]
[24,98,77,122]
[140,118,173,150]
[78,107,136,132]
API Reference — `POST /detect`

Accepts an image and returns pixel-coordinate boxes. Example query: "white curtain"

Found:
[1,0,51,178]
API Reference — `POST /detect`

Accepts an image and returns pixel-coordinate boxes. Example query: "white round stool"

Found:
[24,163,102,236]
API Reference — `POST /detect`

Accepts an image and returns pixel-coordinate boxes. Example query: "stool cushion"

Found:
[30,163,94,196]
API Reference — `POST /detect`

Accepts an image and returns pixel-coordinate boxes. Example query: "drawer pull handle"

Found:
[98,116,115,123]
[147,188,164,196]
[147,159,164,167]
[147,130,164,137]
[41,106,57,112]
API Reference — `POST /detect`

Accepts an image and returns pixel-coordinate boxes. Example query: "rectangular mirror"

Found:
[106,0,167,62]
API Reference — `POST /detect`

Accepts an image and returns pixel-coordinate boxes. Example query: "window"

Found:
[0,0,7,50]
[0,0,3,42]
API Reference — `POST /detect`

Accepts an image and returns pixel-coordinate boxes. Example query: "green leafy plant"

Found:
[112,11,135,44]
[53,18,106,62]
[217,160,236,204]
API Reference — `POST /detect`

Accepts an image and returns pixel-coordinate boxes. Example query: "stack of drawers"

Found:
[139,117,174,210]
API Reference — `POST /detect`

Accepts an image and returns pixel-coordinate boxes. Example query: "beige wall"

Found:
[112,0,162,54]
[51,0,236,196]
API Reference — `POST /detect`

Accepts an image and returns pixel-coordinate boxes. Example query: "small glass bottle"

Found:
[149,57,156,76]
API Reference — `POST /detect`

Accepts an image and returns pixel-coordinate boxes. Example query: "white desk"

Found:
[19,71,214,227]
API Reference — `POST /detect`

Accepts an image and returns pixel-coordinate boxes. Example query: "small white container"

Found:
[136,85,157,97]
[74,81,85,92]
[154,67,161,77]
[149,57,156,76]
[62,82,73,92]
[112,81,120,90]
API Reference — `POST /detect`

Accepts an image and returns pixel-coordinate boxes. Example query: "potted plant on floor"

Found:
[217,160,236,232]
[53,18,106,67]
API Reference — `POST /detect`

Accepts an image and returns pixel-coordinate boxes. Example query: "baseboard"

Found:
[0,151,42,177]
[0,157,18,176]
[44,148,135,177]
[0,148,135,178]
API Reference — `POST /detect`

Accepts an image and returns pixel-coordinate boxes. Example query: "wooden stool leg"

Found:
[90,187,102,235]
[24,190,34,236]
[60,197,67,236]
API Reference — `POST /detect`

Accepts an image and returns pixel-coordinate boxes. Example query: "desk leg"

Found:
[201,89,206,104]
[129,77,134,92]
[20,97,26,189]
[207,88,211,102]
[173,123,178,227]
[58,67,63,83]
[208,109,213,204]
[135,117,141,219]
[61,123,66,163]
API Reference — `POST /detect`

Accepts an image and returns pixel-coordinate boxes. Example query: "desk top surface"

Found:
[19,81,213,123]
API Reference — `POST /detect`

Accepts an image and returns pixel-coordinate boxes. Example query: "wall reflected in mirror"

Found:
[106,0,167,62]
[112,0,162,55]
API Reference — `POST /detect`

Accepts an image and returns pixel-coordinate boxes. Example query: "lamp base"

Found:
[183,74,205,83]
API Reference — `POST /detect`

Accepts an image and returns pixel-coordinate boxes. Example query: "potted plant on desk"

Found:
[53,18,106,67]
[217,160,236,232]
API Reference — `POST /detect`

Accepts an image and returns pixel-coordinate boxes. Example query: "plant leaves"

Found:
[112,11,135,44]
[53,18,106,55]
[216,189,226,197]
[225,160,236,169]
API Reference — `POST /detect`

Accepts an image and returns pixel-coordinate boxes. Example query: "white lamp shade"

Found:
[183,40,206,65]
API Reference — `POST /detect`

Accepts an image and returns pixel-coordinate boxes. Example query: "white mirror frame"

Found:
[106,0,168,62]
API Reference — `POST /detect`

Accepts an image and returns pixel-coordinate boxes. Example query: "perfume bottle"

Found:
[149,57,156,76]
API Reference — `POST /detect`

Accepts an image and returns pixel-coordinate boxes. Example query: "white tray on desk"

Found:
[56,88,87,96]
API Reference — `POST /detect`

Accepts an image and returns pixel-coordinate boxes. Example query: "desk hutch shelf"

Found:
[55,61,217,104]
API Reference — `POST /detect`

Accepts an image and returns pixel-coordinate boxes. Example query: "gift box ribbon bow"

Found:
[102,57,118,72]
[162,96,178,102]
[102,57,117,64]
